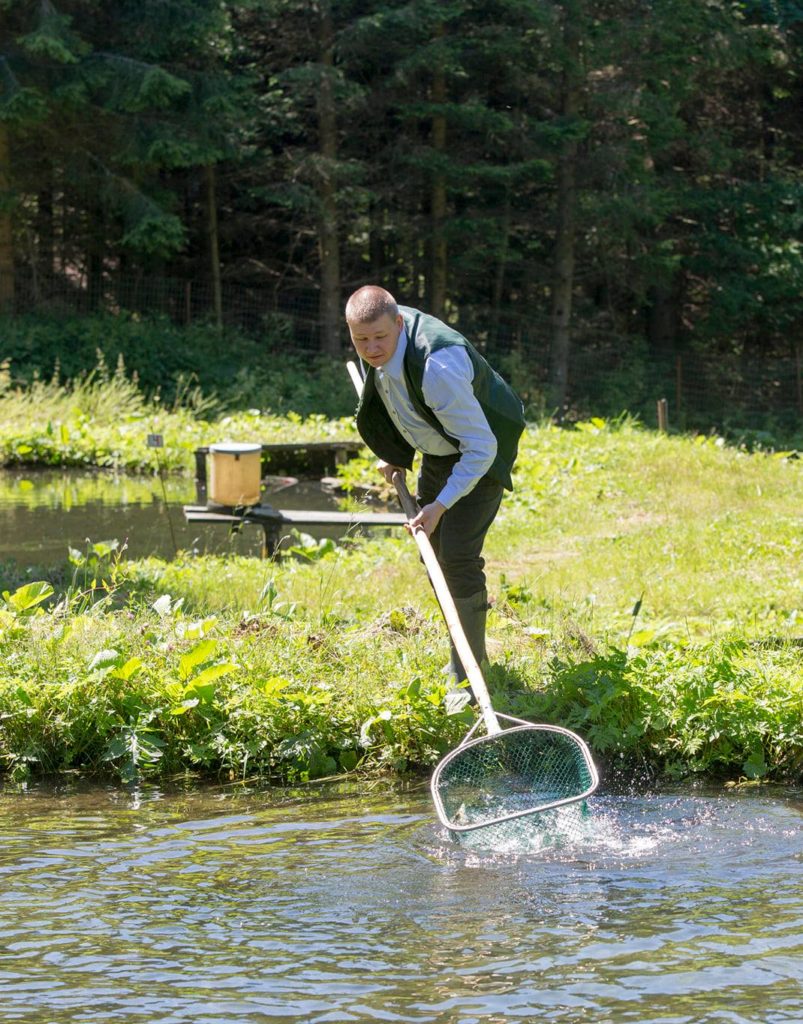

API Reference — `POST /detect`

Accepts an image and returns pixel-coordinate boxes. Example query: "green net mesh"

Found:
[432,726,596,846]
[454,799,594,852]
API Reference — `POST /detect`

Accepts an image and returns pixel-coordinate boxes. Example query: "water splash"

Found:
[430,792,769,864]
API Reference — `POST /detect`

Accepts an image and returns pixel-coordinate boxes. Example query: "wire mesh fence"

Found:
[9,270,803,437]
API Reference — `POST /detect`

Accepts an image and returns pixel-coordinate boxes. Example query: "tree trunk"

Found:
[37,160,55,300]
[205,163,223,330]
[492,190,512,345]
[647,281,679,358]
[0,123,15,312]
[429,38,447,319]
[86,208,104,313]
[317,0,342,355]
[368,202,385,282]
[547,4,582,419]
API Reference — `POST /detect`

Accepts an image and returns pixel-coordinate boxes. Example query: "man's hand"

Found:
[376,460,404,484]
[408,500,446,537]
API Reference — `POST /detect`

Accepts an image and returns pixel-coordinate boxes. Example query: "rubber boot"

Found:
[443,589,488,711]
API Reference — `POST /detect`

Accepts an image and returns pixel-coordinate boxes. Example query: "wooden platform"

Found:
[182,503,406,557]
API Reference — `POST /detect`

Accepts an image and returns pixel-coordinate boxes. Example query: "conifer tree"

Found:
[0,0,242,310]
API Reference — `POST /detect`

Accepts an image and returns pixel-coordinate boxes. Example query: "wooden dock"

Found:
[182,503,407,557]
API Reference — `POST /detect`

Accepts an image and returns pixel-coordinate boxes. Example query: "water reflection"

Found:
[0,782,801,1023]
[0,469,349,566]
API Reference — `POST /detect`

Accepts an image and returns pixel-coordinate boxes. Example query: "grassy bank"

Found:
[0,355,357,473]
[1,412,800,788]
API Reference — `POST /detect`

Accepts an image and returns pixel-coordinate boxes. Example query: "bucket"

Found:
[207,443,262,508]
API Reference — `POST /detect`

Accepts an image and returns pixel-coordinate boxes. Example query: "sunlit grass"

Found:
[0,410,800,787]
[0,357,357,473]
[484,421,801,639]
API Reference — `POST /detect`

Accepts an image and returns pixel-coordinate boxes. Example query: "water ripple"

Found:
[0,785,801,1023]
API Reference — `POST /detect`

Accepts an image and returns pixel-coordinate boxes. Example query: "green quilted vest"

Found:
[355,306,525,490]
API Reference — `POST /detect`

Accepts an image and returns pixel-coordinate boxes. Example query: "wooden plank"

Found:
[182,505,406,528]
[183,510,271,524]
[195,441,363,455]
[276,509,406,526]
[183,506,279,523]
[264,441,363,453]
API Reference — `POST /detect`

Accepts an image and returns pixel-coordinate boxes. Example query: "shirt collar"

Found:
[379,326,407,380]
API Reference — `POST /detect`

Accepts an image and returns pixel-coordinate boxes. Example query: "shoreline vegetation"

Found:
[0,371,801,790]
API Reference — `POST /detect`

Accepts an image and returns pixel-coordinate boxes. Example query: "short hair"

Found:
[345,285,398,323]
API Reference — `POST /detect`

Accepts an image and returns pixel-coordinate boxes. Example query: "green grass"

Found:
[495,419,801,636]
[0,354,358,473]
[0,409,800,788]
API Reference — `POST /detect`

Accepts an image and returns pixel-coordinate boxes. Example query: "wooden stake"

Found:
[657,397,669,432]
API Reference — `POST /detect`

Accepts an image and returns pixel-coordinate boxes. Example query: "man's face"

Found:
[347,313,403,368]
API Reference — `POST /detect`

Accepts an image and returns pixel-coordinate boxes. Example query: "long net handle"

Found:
[346,359,364,396]
[391,472,501,736]
[345,360,500,735]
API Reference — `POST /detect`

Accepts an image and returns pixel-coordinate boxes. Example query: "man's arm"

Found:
[421,347,497,509]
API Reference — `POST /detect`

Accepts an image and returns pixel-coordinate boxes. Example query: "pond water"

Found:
[1,782,801,1024]
[0,469,361,566]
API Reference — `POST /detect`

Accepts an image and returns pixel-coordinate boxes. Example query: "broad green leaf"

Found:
[191,683,216,703]
[179,639,217,680]
[111,657,143,681]
[339,750,359,772]
[743,750,767,779]
[404,678,421,698]
[186,662,236,691]
[4,581,54,613]
[88,649,121,672]
[14,686,33,707]
[262,676,290,696]
[170,698,199,716]
[176,616,218,640]
[103,736,128,760]
[88,540,118,558]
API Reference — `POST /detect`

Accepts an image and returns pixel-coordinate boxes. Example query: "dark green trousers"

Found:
[416,453,504,600]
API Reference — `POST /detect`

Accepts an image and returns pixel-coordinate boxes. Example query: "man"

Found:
[345,285,525,696]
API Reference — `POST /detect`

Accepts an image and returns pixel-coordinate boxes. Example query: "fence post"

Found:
[657,397,669,432]
[675,355,683,416]
[796,343,802,415]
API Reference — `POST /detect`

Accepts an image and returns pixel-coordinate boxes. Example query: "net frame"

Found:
[430,713,599,835]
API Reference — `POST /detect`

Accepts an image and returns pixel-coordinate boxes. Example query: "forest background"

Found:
[1,0,802,442]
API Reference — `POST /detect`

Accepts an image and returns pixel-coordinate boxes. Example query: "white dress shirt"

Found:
[374,329,497,508]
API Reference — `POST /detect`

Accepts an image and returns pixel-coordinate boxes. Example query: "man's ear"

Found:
[396,314,403,330]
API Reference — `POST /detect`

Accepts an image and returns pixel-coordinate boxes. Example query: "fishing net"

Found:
[431,721,598,848]
[455,800,594,852]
